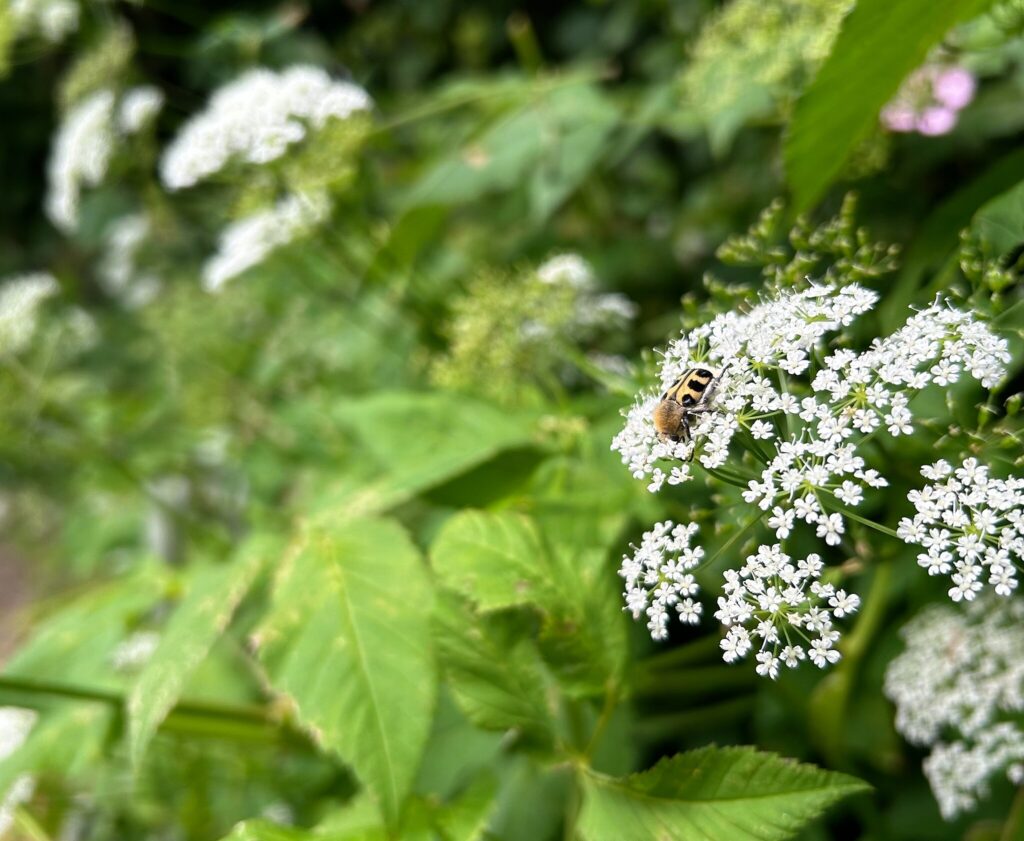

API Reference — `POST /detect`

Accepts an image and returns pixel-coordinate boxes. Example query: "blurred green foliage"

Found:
[0,1,1022,840]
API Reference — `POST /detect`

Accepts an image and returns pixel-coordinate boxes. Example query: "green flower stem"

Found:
[820,492,900,539]
[375,66,612,135]
[13,809,51,841]
[635,632,724,673]
[631,664,756,699]
[0,674,308,748]
[698,510,765,578]
[1001,785,1024,841]
[702,465,756,487]
[583,684,620,762]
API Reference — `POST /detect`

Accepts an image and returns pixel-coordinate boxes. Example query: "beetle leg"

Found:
[681,415,695,462]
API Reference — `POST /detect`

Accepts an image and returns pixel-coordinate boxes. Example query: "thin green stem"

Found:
[0,675,307,747]
[372,66,612,136]
[635,632,723,673]
[818,490,900,539]
[1001,785,1024,841]
[13,810,52,841]
[698,511,764,578]
[702,465,756,488]
[583,685,619,762]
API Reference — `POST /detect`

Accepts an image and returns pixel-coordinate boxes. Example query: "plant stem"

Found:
[583,685,619,762]
[819,492,900,539]
[698,511,764,578]
[1003,786,1024,841]
[0,675,307,747]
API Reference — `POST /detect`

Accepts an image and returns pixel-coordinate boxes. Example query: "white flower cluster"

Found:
[118,85,164,134]
[160,65,372,190]
[0,272,59,356]
[45,90,117,231]
[0,707,37,837]
[619,520,704,640]
[898,458,1024,602]
[9,0,79,42]
[715,543,859,677]
[885,598,1024,818]
[535,254,638,334]
[202,192,331,292]
[611,277,1008,668]
[611,281,879,493]
[99,214,160,308]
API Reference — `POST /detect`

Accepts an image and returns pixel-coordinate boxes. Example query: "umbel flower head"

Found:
[885,597,1024,819]
[160,65,372,190]
[611,271,1008,667]
[899,458,1024,602]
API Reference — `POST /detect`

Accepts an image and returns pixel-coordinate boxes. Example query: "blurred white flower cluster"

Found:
[45,90,116,231]
[0,706,37,836]
[0,273,59,355]
[202,193,331,292]
[899,458,1024,602]
[99,214,161,308]
[885,598,1024,818]
[9,0,79,43]
[160,65,372,190]
[117,85,164,134]
[111,630,161,671]
[45,85,164,231]
[535,254,638,335]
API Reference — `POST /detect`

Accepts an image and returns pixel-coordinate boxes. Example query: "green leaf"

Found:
[435,775,498,841]
[533,502,630,697]
[579,747,870,841]
[3,566,168,690]
[256,517,437,826]
[404,83,618,221]
[317,392,536,519]
[430,511,548,611]
[972,176,1024,259]
[0,705,113,795]
[433,592,554,743]
[785,0,996,211]
[127,533,279,768]
[215,822,311,841]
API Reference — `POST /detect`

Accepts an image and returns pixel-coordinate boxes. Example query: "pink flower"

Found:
[881,104,916,133]
[916,106,957,136]
[933,67,976,110]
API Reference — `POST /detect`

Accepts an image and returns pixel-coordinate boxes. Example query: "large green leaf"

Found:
[404,83,618,222]
[785,0,996,211]
[430,511,549,611]
[433,593,554,744]
[256,517,436,826]
[3,566,168,690]
[316,392,536,519]
[578,747,869,841]
[127,533,279,768]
